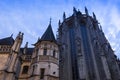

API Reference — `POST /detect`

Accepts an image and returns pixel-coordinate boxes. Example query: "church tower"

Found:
[29,20,59,80]
[58,7,120,80]
[1,32,23,80]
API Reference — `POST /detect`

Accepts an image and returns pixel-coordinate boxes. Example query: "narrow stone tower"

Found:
[2,32,23,80]
[29,20,59,80]
[58,7,120,80]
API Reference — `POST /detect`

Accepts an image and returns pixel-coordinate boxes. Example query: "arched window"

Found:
[22,66,29,74]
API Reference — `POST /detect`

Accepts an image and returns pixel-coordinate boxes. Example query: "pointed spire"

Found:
[20,33,24,39]
[23,42,28,54]
[24,42,28,48]
[85,6,89,15]
[99,25,103,31]
[73,7,77,16]
[78,9,80,13]
[11,32,23,52]
[49,18,52,25]
[17,32,21,36]
[63,12,66,21]
[40,20,56,42]
[78,9,82,15]
[93,12,97,20]
[16,32,21,40]
[58,20,61,26]
[16,32,23,39]
[73,7,77,13]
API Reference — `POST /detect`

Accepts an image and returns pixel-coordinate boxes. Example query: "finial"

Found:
[19,32,24,39]
[63,12,66,20]
[85,6,89,15]
[22,33,24,36]
[19,32,21,35]
[23,42,28,54]
[50,17,52,25]
[59,20,61,26]
[93,12,96,20]
[17,32,21,36]
[25,42,28,48]
[73,7,77,17]
[73,7,77,13]
[78,9,82,15]
[99,25,103,31]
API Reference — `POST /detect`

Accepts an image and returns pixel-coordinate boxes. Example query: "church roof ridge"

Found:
[0,36,14,45]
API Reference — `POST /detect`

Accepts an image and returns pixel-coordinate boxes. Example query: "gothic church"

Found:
[0,7,120,80]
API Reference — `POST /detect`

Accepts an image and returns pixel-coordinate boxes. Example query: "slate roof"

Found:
[40,24,56,42]
[20,48,34,55]
[33,23,56,45]
[0,36,14,45]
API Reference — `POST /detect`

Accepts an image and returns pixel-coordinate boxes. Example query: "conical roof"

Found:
[34,19,56,45]
[40,24,56,42]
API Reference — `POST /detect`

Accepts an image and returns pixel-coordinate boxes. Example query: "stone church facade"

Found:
[58,7,120,80]
[0,21,59,80]
[0,7,120,80]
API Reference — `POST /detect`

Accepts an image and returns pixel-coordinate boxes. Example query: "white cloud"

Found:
[0,0,120,58]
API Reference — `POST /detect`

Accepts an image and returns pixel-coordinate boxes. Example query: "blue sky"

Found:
[0,0,120,58]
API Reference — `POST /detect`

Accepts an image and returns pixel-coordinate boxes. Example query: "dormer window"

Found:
[43,49,47,55]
